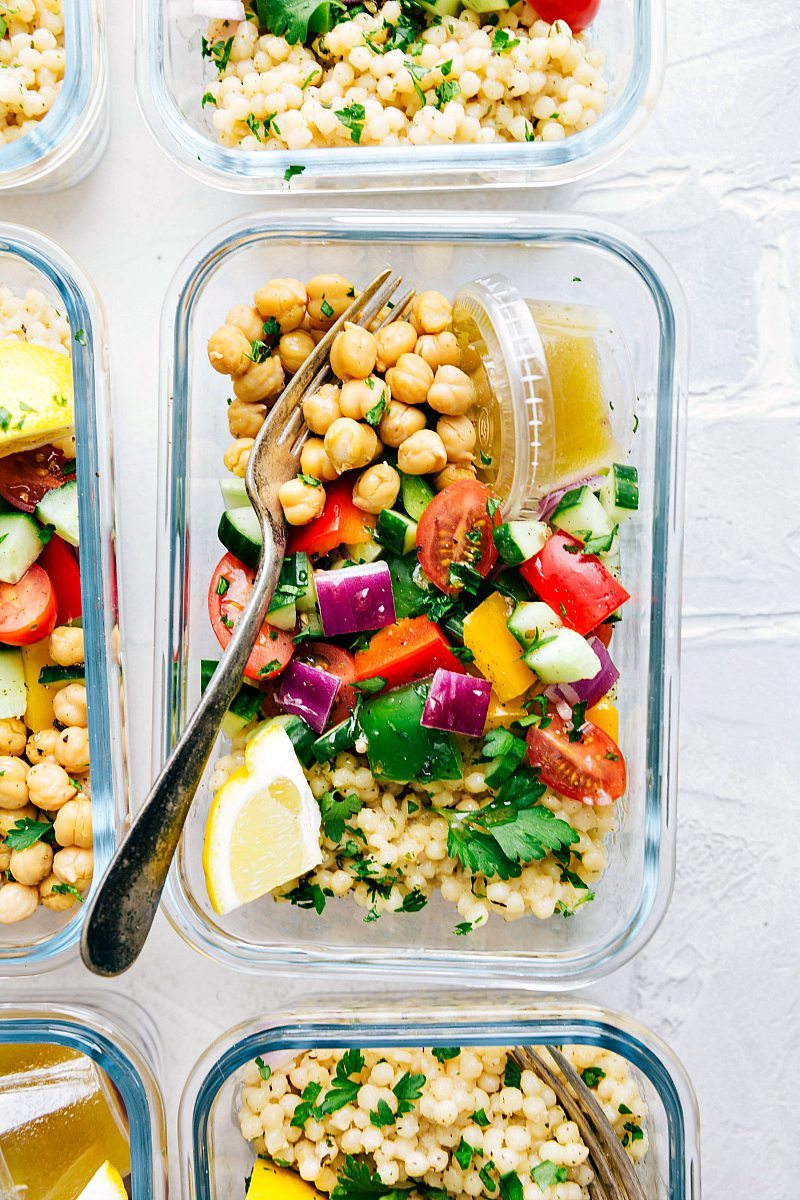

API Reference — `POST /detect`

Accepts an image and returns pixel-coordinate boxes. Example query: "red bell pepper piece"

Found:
[353,616,467,690]
[520,532,629,636]
[38,535,81,624]
[288,476,375,557]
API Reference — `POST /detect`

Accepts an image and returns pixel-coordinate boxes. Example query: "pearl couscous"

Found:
[238,1044,648,1200]
[200,4,606,151]
[0,1,66,146]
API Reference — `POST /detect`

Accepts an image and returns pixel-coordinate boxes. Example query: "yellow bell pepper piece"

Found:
[484,692,529,731]
[246,1161,324,1200]
[587,695,618,743]
[463,592,535,704]
[21,640,56,732]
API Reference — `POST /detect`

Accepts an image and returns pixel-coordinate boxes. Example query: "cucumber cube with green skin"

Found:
[220,477,250,510]
[507,601,563,649]
[523,628,601,685]
[550,486,613,543]
[399,472,435,522]
[35,479,79,547]
[0,512,44,584]
[493,520,550,565]
[218,506,262,568]
[600,464,639,523]
[375,509,418,556]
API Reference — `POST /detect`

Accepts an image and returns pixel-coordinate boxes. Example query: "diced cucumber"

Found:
[312,715,357,763]
[218,506,262,569]
[35,480,79,547]
[507,601,562,649]
[200,658,264,736]
[600,464,639,523]
[0,646,26,720]
[420,0,461,14]
[484,736,526,789]
[269,552,314,621]
[220,477,250,510]
[253,714,318,767]
[375,508,418,556]
[493,520,549,566]
[462,0,509,12]
[345,538,383,564]
[400,472,435,522]
[523,628,601,684]
[296,610,324,640]
[267,602,296,631]
[550,486,613,544]
[0,512,45,585]
[38,663,85,686]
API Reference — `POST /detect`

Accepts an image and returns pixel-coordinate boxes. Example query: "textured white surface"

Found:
[1,1,799,1197]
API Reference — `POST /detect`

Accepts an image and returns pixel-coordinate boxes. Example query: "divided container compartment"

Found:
[0,997,167,1199]
[136,0,664,193]
[178,992,700,1200]
[0,0,108,193]
[0,224,127,974]
[154,210,687,986]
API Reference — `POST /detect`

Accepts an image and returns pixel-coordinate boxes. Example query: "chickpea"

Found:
[0,845,9,873]
[53,684,88,729]
[460,344,483,375]
[27,761,77,812]
[352,463,401,515]
[55,728,90,776]
[299,439,339,483]
[254,278,307,333]
[40,872,78,913]
[223,438,254,478]
[0,718,26,757]
[279,330,316,374]
[329,323,378,381]
[207,324,251,377]
[385,354,434,406]
[0,757,29,810]
[52,846,94,892]
[10,841,53,887]
[228,397,266,440]
[324,419,380,475]
[306,275,353,329]
[26,729,59,765]
[232,355,285,405]
[416,331,462,371]
[397,429,448,476]
[426,364,476,416]
[375,321,417,372]
[54,798,93,849]
[0,804,37,838]
[302,384,342,435]
[278,477,327,526]
[378,400,427,448]
[226,304,265,344]
[49,626,84,668]
[411,290,453,335]
[340,377,389,421]
[434,463,477,490]
[0,882,39,924]
[436,414,477,463]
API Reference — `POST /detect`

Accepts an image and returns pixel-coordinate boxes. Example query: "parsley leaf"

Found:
[503,1057,521,1089]
[471,1107,490,1126]
[370,1098,396,1127]
[290,1081,323,1128]
[332,1156,414,1200]
[51,882,84,903]
[284,164,305,182]
[255,1056,272,1081]
[491,28,520,53]
[315,1048,366,1117]
[201,91,217,107]
[297,472,321,487]
[392,1070,425,1116]
[397,888,427,913]
[455,1138,476,1170]
[4,818,55,852]
[498,1174,523,1200]
[283,879,329,913]
[580,1066,606,1088]
[319,790,363,844]
[253,0,335,44]
[454,920,474,936]
[432,1046,460,1062]
[336,102,366,143]
[434,79,460,108]
[530,1162,567,1189]
[352,677,386,694]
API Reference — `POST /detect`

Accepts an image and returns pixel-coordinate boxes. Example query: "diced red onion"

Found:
[316,562,395,637]
[421,669,492,738]
[277,660,340,734]
[539,475,605,522]
[545,636,619,712]
[193,0,246,18]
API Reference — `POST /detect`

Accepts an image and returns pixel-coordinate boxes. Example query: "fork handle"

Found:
[81,531,285,976]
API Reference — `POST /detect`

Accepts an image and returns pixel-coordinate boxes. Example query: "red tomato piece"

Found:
[0,446,68,513]
[416,480,500,596]
[293,641,357,724]
[38,535,81,624]
[527,711,625,805]
[0,565,57,646]
[526,0,601,32]
[208,552,295,683]
[520,532,629,636]
[590,621,614,650]
[353,615,466,691]
[288,476,375,557]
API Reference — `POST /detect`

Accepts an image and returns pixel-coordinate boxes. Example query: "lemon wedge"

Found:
[203,723,322,915]
[74,1162,127,1200]
[0,340,74,456]
[247,1160,325,1200]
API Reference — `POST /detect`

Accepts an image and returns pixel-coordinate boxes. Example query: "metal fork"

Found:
[81,269,407,976]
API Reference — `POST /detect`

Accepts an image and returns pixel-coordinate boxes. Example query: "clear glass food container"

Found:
[153,210,687,986]
[136,0,664,194]
[0,0,108,194]
[178,991,700,1200]
[0,223,128,974]
[0,996,167,1198]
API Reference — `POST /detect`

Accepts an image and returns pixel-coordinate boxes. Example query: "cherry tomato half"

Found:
[38,535,81,624]
[0,446,69,514]
[416,480,501,596]
[294,641,357,724]
[527,0,601,33]
[526,710,625,805]
[208,552,295,683]
[0,565,57,646]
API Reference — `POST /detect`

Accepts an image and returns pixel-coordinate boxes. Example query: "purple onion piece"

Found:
[547,635,619,712]
[539,475,605,522]
[421,669,492,738]
[316,562,396,637]
[277,659,341,735]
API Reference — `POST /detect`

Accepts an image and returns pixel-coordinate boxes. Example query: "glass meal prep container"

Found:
[153,210,687,986]
[178,991,700,1200]
[0,0,108,194]
[0,223,127,974]
[136,0,664,194]
[0,995,167,1199]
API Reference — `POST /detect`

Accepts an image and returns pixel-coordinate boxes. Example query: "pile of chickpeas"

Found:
[207,275,482,527]
[0,624,92,926]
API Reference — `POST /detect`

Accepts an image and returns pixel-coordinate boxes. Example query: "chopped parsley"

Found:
[530,1162,567,1189]
[397,888,427,913]
[454,920,474,936]
[491,28,520,53]
[454,1139,477,1170]
[352,676,386,694]
[215,575,230,597]
[284,164,306,182]
[201,34,234,72]
[4,818,55,852]
[432,1046,460,1062]
[434,79,460,108]
[336,102,366,143]
[580,1066,606,1088]
[365,390,389,426]
[255,1056,272,1081]
[498,1174,523,1200]
[50,882,85,903]
[201,91,217,107]
[0,407,11,431]
[471,1107,490,1126]
[284,879,330,913]
[37,523,55,545]
[297,472,321,487]
[319,789,363,844]
[567,701,587,742]
[503,1057,521,1089]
